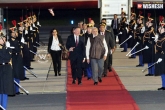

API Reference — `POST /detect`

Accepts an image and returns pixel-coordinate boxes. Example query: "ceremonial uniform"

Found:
[9,33,25,94]
[119,14,128,52]
[127,13,136,58]
[155,22,165,90]
[135,14,145,67]
[143,14,155,76]
[0,32,15,109]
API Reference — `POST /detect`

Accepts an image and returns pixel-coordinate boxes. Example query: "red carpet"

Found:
[66,61,139,110]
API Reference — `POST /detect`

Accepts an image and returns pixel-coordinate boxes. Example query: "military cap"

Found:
[100,22,106,26]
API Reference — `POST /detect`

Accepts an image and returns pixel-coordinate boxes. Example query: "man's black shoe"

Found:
[16,92,23,95]
[129,56,136,59]
[72,80,76,84]
[136,64,144,67]
[24,77,29,80]
[98,77,102,83]
[87,78,91,80]
[121,50,127,52]
[58,72,61,76]
[94,82,98,85]
[78,82,82,85]
[158,87,165,90]
[102,74,107,77]
[28,67,34,69]
[31,60,35,62]
[145,74,154,76]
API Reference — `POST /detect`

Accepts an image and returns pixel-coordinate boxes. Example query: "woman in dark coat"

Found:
[47,28,64,76]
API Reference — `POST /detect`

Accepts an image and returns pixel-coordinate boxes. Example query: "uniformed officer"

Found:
[118,11,128,52]
[127,13,136,58]
[135,12,145,67]
[155,22,165,90]
[143,13,155,76]
[9,28,25,95]
[0,29,15,109]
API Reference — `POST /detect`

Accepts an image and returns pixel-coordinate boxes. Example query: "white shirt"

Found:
[74,34,79,43]
[86,35,108,59]
[82,30,87,34]
[100,31,105,35]
[51,36,61,51]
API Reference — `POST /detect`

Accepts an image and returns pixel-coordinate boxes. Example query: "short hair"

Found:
[101,18,106,21]
[92,27,98,31]
[114,14,117,16]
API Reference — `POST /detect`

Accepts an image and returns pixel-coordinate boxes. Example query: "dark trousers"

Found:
[70,58,82,82]
[113,29,118,43]
[50,50,62,74]
[103,54,110,75]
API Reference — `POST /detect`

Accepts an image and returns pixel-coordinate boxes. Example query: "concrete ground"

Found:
[6,27,165,110]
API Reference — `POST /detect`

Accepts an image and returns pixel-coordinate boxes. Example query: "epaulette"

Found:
[79,34,83,36]
[106,30,111,32]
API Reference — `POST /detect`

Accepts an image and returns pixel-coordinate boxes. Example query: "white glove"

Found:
[141,27,145,33]
[30,26,32,31]
[25,30,28,35]
[134,24,137,30]
[119,32,122,34]
[129,35,132,38]
[126,27,128,32]
[37,21,41,27]
[157,58,163,63]
[6,41,10,48]
[154,34,158,42]
[21,37,25,44]
[33,23,36,27]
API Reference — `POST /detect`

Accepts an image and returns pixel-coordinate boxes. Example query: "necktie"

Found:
[76,36,78,46]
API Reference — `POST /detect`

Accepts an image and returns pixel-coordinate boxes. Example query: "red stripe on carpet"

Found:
[66,61,139,110]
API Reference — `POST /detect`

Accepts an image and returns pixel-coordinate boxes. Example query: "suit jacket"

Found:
[66,35,85,61]
[111,18,119,31]
[100,31,115,54]
[106,26,115,44]
[47,35,64,53]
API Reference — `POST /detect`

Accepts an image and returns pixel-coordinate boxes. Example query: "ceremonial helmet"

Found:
[138,11,144,20]
[147,13,154,23]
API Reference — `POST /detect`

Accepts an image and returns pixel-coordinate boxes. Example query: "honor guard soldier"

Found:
[0,26,15,109]
[135,11,145,67]
[34,14,41,47]
[127,13,136,58]
[9,27,25,95]
[27,14,35,61]
[155,22,165,90]
[143,13,155,76]
[31,14,38,54]
[118,11,128,52]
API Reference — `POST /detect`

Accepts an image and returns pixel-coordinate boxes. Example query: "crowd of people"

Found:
[1,9,165,109]
[0,13,41,109]
[65,11,165,92]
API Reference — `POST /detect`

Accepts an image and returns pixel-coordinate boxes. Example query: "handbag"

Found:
[61,46,69,60]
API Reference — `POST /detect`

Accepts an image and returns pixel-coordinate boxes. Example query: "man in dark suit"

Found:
[99,23,115,76]
[66,27,86,85]
[111,14,120,43]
